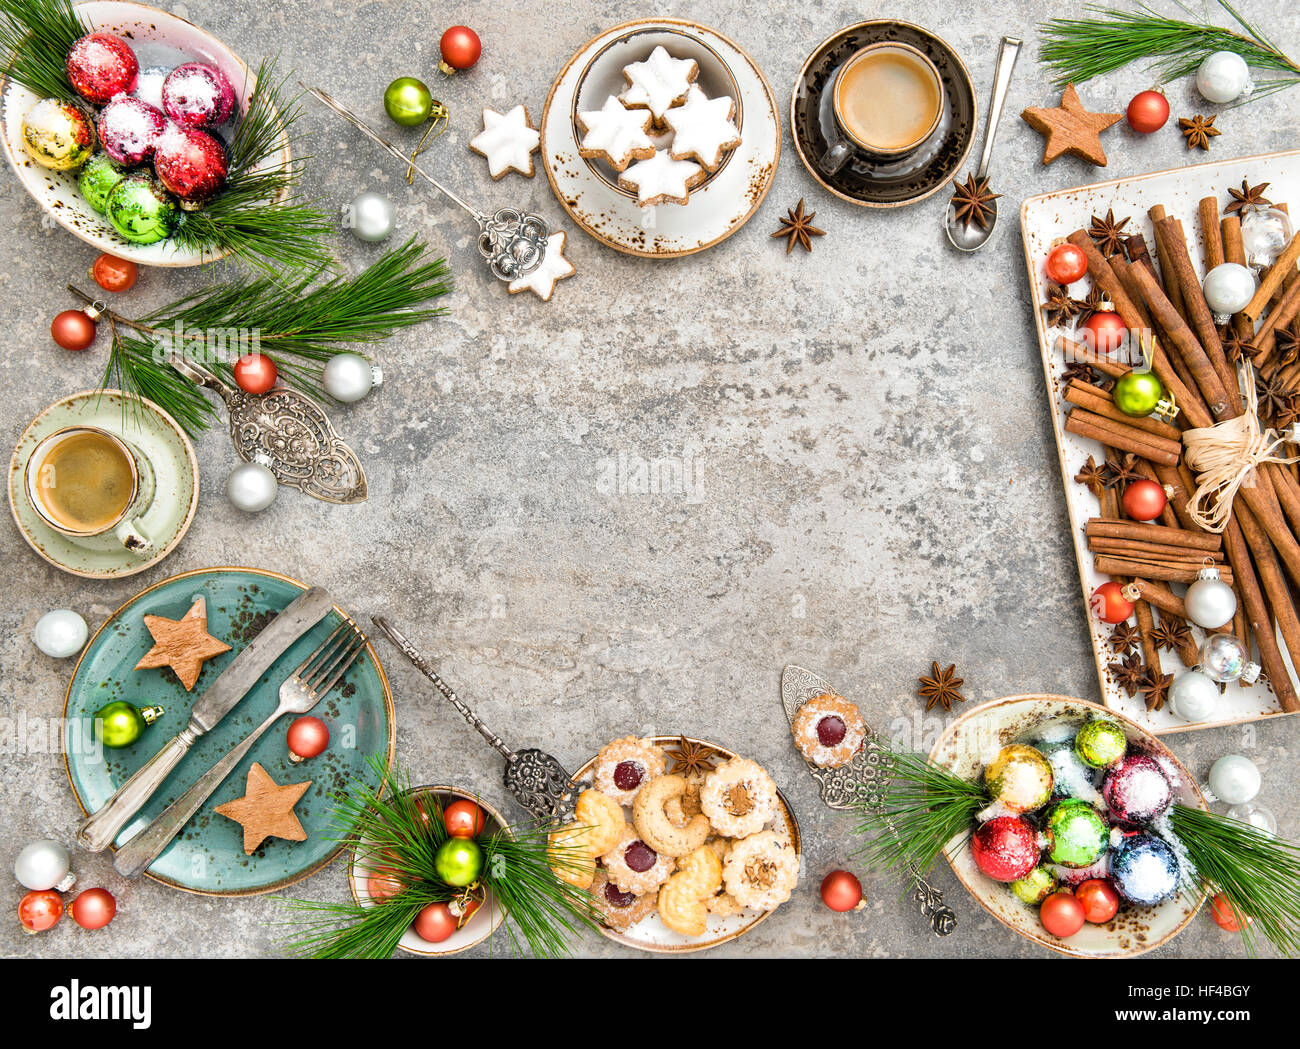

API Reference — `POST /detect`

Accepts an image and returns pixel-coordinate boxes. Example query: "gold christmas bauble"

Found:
[22,98,94,170]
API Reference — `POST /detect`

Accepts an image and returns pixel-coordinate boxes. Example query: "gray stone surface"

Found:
[1,0,1297,959]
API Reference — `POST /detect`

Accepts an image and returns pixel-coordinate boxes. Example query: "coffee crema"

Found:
[35,431,135,533]
[835,47,942,153]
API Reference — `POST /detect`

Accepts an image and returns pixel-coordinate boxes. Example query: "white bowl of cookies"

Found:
[552,734,801,952]
[571,28,743,208]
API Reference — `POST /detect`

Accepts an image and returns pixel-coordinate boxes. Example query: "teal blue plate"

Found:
[63,567,395,896]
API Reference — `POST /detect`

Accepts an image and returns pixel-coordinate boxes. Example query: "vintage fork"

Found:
[113,619,368,877]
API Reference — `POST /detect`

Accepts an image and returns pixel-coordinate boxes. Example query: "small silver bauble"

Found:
[32,609,88,658]
[344,190,396,242]
[226,454,279,512]
[1199,632,1260,684]
[1169,669,1220,722]
[1242,207,1294,268]
[1196,50,1252,104]
[1206,753,1261,805]
[1202,262,1255,317]
[1227,802,1276,835]
[322,352,383,403]
[1184,565,1236,629]
[14,839,76,892]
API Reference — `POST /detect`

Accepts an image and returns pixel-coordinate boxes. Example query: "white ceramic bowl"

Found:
[0,1,290,266]
[930,694,1208,958]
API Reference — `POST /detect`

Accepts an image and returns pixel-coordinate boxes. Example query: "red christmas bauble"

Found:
[153,126,229,204]
[820,869,863,912]
[286,715,329,761]
[233,352,278,395]
[1045,243,1088,285]
[1210,893,1250,931]
[439,26,482,72]
[443,799,487,839]
[162,63,236,129]
[70,888,116,930]
[18,889,63,933]
[970,816,1040,882]
[1126,90,1170,134]
[1083,310,1127,353]
[1075,878,1120,924]
[1091,581,1135,624]
[1040,891,1087,938]
[67,32,139,105]
[367,867,404,901]
[97,96,166,165]
[413,901,458,943]
[1122,478,1168,522]
[91,254,138,293]
[51,309,97,351]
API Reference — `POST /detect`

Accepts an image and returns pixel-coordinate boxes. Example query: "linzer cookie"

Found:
[664,85,740,171]
[618,149,705,207]
[577,95,656,170]
[618,45,698,121]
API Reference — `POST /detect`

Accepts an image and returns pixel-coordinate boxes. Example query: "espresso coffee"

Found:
[835,46,943,153]
[34,431,136,534]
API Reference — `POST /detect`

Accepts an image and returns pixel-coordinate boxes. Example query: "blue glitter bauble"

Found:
[1110,833,1179,905]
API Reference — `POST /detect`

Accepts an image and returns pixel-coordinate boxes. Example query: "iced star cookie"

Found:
[469,104,540,179]
[577,95,656,170]
[507,230,575,302]
[617,149,705,207]
[664,86,741,171]
[618,46,698,121]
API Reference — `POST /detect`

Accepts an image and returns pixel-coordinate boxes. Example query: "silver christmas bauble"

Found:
[1169,670,1220,722]
[1196,50,1251,104]
[1199,632,1259,684]
[1202,262,1255,316]
[32,609,89,658]
[226,456,278,513]
[345,191,395,242]
[14,839,76,892]
[1242,207,1294,268]
[1184,567,1236,629]
[1207,754,1261,805]
[1227,802,1276,835]
[322,352,383,403]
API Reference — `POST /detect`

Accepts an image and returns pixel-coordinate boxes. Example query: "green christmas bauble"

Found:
[434,836,484,887]
[1112,370,1164,417]
[383,77,434,126]
[984,744,1054,814]
[1044,799,1109,868]
[78,153,127,214]
[1010,866,1057,905]
[1074,719,1128,769]
[21,98,94,170]
[105,173,178,245]
[93,700,163,748]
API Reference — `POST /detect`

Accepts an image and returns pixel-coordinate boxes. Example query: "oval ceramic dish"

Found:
[931,694,1208,958]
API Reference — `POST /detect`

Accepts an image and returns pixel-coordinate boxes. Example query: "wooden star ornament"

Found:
[133,596,231,691]
[215,762,312,854]
[1021,84,1123,167]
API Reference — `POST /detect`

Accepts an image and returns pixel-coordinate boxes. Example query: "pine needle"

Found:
[0,0,86,103]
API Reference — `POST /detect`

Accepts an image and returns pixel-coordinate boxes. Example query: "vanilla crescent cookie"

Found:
[574,788,626,856]
[601,825,675,895]
[617,149,705,207]
[593,735,665,805]
[664,86,741,171]
[577,95,656,170]
[723,830,800,911]
[547,822,596,889]
[469,104,540,179]
[589,869,657,931]
[657,845,723,937]
[792,692,867,769]
[618,46,698,121]
[633,775,711,858]
[700,757,779,838]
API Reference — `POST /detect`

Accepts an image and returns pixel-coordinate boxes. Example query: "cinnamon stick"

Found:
[1148,205,1187,319]
[1057,336,1130,379]
[1152,461,1199,532]
[1232,499,1300,712]
[1134,599,1163,708]
[1063,380,1182,440]
[1087,537,1225,562]
[1085,517,1221,551]
[1065,409,1182,465]
[1200,197,1226,269]
[1094,556,1232,585]
[1243,229,1300,321]
[1122,578,1186,618]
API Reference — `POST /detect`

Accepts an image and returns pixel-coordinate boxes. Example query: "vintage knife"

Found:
[77,586,335,852]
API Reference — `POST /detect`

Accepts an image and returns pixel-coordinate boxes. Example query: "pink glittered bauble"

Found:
[67,33,139,105]
[970,815,1040,883]
[97,96,166,165]
[153,125,228,203]
[161,63,236,128]
[1102,753,1172,827]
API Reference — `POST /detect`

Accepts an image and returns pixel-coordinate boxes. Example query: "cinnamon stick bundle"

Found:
[1065,409,1182,465]
[1085,518,1221,551]
[1093,556,1233,585]
[1063,380,1182,440]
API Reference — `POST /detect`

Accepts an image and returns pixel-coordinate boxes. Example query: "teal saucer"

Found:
[62,567,395,896]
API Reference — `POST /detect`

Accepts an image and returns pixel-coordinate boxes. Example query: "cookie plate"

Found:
[573,735,801,953]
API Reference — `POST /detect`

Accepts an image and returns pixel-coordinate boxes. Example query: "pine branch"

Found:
[0,0,85,103]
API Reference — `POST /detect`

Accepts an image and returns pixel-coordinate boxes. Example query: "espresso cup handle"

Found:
[820,137,854,176]
[114,517,153,555]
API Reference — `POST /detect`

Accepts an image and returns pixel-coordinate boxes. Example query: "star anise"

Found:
[1110,652,1145,697]
[1076,286,1112,325]
[1109,621,1141,653]
[771,199,826,254]
[1043,282,1082,326]
[1139,667,1173,711]
[1179,115,1221,151]
[666,736,717,777]
[1274,326,1300,369]
[1226,178,1271,216]
[1256,373,1300,428]
[1222,327,1260,364]
[1105,452,1143,488]
[1150,615,1193,653]
[1075,454,1108,495]
[950,172,1000,230]
[918,662,965,712]
[1089,208,1130,256]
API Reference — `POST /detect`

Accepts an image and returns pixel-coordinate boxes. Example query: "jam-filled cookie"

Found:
[601,825,675,895]
[700,757,779,838]
[723,830,800,911]
[594,735,665,805]
[589,869,657,931]
[792,692,867,768]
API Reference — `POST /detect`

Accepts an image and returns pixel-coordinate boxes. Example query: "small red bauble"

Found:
[1126,90,1170,134]
[820,869,863,912]
[1082,310,1127,353]
[70,887,116,930]
[1040,891,1087,938]
[367,867,404,901]
[970,816,1040,882]
[286,715,329,762]
[91,254,138,293]
[66,32,139,105]
[1122,478,1168,522]
[439,26,482,73]
[443,799,487,839]
[51,309,97,351]
[413,901,458,943]
[1075,878,1120,924]
[1045,243,1088,285]
[18,889,63,933]
[97,96,166,165]
[232,353,278,394]
[153,126,229,203]
[1210,893,1249,932]
[1091,581,1135,624]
